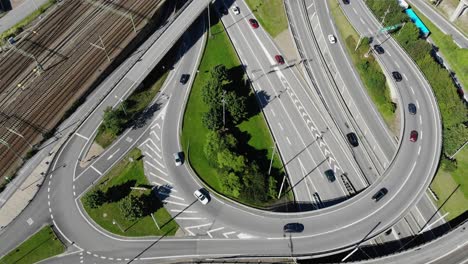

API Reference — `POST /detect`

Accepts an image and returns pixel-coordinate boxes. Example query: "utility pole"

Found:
[222,90,226,128]
[268,143,277,175]
[114,95,127,115]
[381,5,391,25]
[90,36,110,62]
[6,127,34,149]
[207,4,212,38]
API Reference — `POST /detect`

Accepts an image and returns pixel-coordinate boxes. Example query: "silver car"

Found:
[173,152,183,166]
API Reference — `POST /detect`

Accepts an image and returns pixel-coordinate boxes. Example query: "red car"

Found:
[410,130,418,142]
[275,55,285,65]
[249,19,259,29]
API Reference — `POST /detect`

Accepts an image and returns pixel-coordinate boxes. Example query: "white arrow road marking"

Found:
[223,231,236,238]
[107,148,120,160]
[185,223,212,236]
[207,227,225,238]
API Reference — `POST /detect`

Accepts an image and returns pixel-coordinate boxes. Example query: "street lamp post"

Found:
[112,219,125,232]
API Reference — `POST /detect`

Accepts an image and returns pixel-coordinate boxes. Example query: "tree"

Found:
[201,78,223,107]
[211,64,228,83]
[220,171,242,197]
[268,176,278,199]
[102,107,126,135]
[119,195,144,221]
[225,91,248,124]
[241,164,267,202]
[83,189,106,209]
[202,106,223,131]
[443,124,468,156]
[217,149,246,173]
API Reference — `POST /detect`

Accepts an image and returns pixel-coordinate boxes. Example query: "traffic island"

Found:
[80,148,178,237]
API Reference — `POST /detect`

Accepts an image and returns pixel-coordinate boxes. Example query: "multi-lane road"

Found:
[0,0,465,263]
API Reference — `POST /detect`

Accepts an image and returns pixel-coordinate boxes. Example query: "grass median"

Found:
[0,225,65,264]
[81,148,178,237]
[181,13,286,207]
[410,6,468,91]
[244,0,288,38]
[327,0,396,132]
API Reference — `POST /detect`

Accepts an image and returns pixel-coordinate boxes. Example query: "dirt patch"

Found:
[79,143,104,168]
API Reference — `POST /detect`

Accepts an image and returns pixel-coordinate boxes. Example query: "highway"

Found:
[288,0,448,249]
[0,0,460,263]
[406,0,468,48]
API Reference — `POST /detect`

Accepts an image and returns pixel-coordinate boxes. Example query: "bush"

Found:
[83,190,106,209]
[119,195,144,221]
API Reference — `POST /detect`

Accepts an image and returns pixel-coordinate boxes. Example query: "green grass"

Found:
[452,147,468,198]
[0,226,65,264]
[431,167,468,221]
[95,71,169,148]
[81,148,178,237]
[181,15,284,206]
[411,6,468,95]
[0,0,56,40]
[328,0,396,131]
[244,0,288,38]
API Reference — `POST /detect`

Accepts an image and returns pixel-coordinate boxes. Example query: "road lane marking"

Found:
[185,223,212,236]
[158,192,184,201]
[410,86,415,95]
[207,227,225,238]
[146,162,168,176]
[149,172,172,184]
[395,62,401,69]
[271,109,276,117]
[150,130,161,141]
[176,217,206,220]
[75,133,89,140]
[286,136,291,145]
[278,122,283,130]
[223,231,236,238]
[90,165,103,175]
[107,148,120,160]
[170,209,197,213]
[164,200,188,207]
[419,115,422,125]
[360,17,365,24]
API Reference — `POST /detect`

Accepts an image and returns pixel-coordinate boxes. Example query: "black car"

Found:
[372,188,388,202]
[392,71,403,82]
[324,169,336,182]
[180,74,190,84]
[373,44,384,54]
[346,132,359,147]
[408,103,417,115]
[283,223,304,233]
[342,0,350,4]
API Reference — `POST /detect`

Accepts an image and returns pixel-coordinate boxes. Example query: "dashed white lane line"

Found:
[93,254,99,257]
[75,133,89,140]
[149,172,172,185]
[207,227,225,238]
[419,115,422,125]
[90,165,103,175]
[146,162,168,176]
[106,148,120,161]
[395,62,401,69]
[418,146,421,155]
[271,109,276,117]
[116,258,122,261]
[410,86,415,95]
[387,51,392,57]
[403,74,408,81]
[286,136,291,145]
[278,122,283,131]
[420,131,423,140]
[353,7,358,14]
[359,17,365,24]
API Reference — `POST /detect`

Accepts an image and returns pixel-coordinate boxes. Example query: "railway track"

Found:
[0,0,167,179]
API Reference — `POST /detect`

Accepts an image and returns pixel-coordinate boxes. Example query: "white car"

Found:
[173,152,183,166]
[328,34,336,44]
[232,6,240,15]
[194,189,209,205]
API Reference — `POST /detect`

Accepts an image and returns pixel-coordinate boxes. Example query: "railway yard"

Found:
[0,0,168,180]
